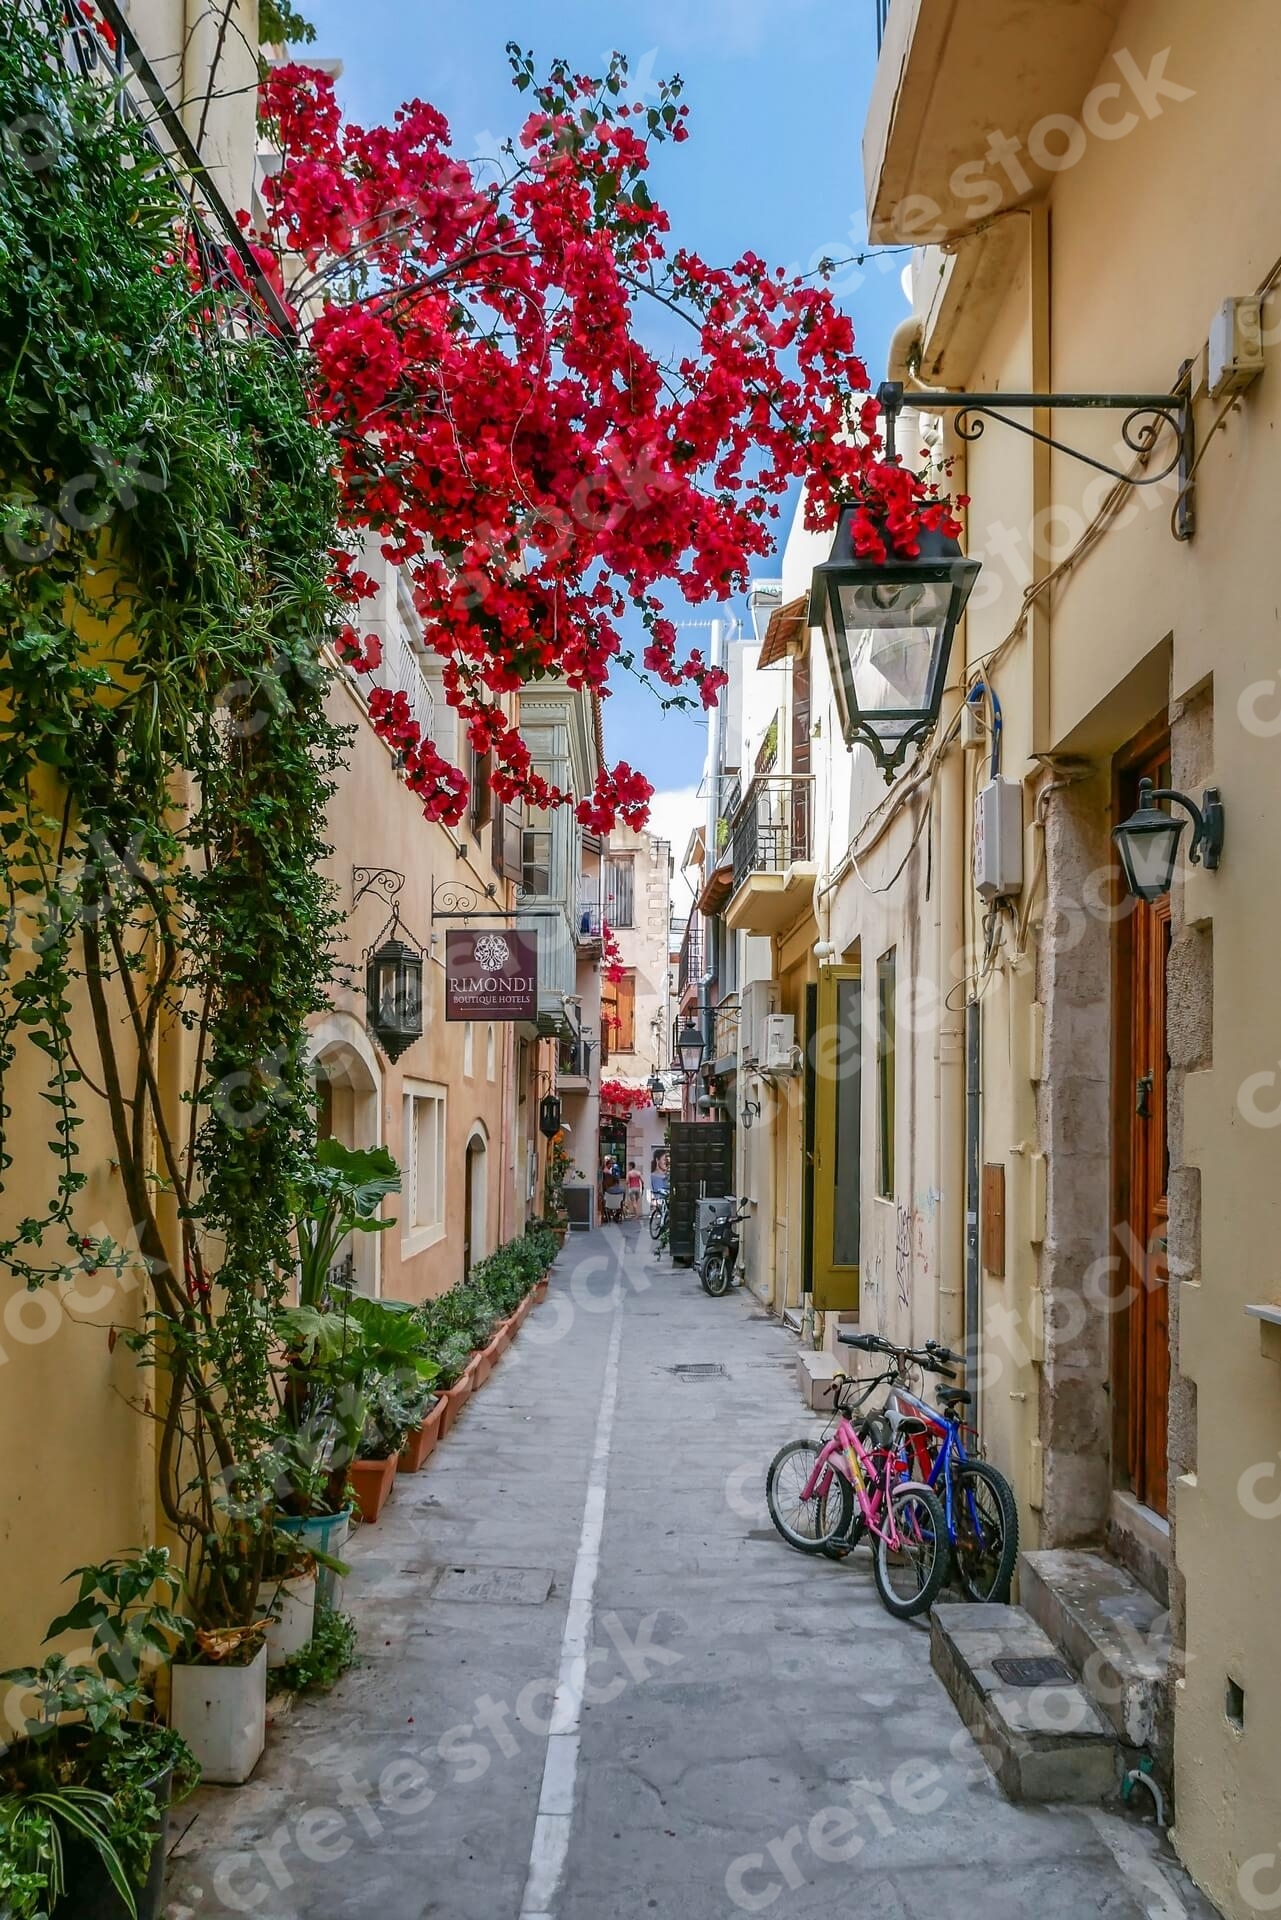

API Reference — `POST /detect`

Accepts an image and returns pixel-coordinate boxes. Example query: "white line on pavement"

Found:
[520,1288,625,1919]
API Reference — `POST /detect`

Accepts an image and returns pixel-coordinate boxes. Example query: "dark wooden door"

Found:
[1116,742,1172,1515]
[667,1121,732,1266]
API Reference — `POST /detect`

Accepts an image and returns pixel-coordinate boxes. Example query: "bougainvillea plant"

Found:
[601,920,626,986]
[253,46,958,833]
[600,1080,654,1117]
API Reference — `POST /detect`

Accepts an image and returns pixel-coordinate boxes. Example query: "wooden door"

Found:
[1115,741,1172,1515]
[812,963,861,1311]
[667,1121,732,1266]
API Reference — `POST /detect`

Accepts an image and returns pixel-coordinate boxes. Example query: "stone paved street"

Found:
[164,1226,1215,1920]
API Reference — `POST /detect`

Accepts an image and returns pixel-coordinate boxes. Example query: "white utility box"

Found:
[1208,296,1265,400]
[974,777,1024,900]
[762,1012,798,1074]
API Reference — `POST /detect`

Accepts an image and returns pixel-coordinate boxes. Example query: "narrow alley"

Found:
[164,1229,1212,1920]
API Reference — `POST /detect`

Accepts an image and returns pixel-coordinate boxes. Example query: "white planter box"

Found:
[262,1573,317,1668]
[171,1644,267,1784]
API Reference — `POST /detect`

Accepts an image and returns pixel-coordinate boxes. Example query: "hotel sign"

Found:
[445,928,538,1022]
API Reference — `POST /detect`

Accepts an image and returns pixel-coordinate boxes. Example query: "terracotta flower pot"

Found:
[438,1375,472,1434]
[349,1453,398,1524]
[472,1345,495,1388]
[533,1276,550,1304]
[398,1397,446,1473]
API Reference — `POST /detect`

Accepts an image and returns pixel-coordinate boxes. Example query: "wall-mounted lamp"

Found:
[741,1095,762,1130]
[1112,777,1224,903]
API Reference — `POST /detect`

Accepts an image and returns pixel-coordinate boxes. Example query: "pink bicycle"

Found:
[765,1373,948,1620]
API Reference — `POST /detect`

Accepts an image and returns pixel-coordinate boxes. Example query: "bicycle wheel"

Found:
[649,1202,665,1242]
[702,1250,732,1296]
[766,1439,855,1554]
[951,1459,1019,1603]
[872,1480,948,1620]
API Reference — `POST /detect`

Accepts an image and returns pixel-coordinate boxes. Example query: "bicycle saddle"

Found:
[937,1386,972,1409]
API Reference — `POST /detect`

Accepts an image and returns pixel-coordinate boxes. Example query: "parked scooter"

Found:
[700,1197,750,1296]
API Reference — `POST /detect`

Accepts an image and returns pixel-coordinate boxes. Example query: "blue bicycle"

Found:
[827,1333,1019,1603]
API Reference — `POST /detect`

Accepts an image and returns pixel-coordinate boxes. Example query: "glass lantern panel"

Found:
[1121,821,1183,899]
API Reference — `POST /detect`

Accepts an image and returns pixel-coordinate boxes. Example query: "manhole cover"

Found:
[669,1363,727,1380]
[433,1566,553,1606]
[991,1655,1075,1687]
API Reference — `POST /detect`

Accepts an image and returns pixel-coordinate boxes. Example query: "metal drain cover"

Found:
[669,1362,727,1380]
[434,1566,553,1606]
[991,1655,1075,1687]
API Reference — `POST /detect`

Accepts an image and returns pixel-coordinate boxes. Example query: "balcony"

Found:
[712,995,740,1075]
[677,916,704,1005]
[557,1034,593,1092]
[575,900,604,955]
[725,776,816,936]
[864,0,1125,243]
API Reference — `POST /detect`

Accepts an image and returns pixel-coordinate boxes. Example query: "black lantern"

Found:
[539,1092,563,1139]
[676,1021,705,1078]
[1113,777,1224,903]
[647,1071,668,1112]
[809,509,981,779]
[365,928,423,1062]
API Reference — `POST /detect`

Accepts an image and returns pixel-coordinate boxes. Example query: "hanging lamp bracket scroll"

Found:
[877,371,1196,541]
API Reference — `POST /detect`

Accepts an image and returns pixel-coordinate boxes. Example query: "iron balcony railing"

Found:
[875,0,893,52]
[31,0,298,344]
[576,901,603,949]
[730,776,813,896]
[678,915,704,999]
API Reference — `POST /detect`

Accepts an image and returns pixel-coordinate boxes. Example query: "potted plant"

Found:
[256,1541,318,1671]
[0,1550,199,1920]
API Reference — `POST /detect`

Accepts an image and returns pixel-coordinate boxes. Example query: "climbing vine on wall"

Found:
[0,1,342,1624]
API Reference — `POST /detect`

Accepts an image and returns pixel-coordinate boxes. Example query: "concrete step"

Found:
[1020,1548,1171,1757]
[930,1602,1118,1803]
[795,1346,841,1410]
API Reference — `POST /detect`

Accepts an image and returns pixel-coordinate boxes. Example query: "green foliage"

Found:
[269,1606,356,1696]
[0,4,343,1629]
[0,1788,136,1920]
[260,0,317,44]
[291,1140,401,1311]
[44,1548,187,1686]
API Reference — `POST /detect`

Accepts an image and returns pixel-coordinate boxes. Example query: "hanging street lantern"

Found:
[676,1021,706,1079]
[1112,777,1224,903]
[365,925,424,1062]
[809,508,981,779]
[539,1092,563,1139]
[647,1071,668,1111]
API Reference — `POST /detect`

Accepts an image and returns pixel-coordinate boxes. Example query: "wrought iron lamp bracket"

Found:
[430,878,559,921]
[1143,780,1225,870]
[877,373,1196,541]
[353,866,405,909]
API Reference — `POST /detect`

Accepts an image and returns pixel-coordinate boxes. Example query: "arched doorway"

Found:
[464,1125,489,1278]
[307,1015,383,1295]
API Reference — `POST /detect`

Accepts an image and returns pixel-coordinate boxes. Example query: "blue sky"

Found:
[299,0,909,822]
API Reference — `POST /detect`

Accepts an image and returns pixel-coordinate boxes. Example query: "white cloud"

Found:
[645,786,705,907]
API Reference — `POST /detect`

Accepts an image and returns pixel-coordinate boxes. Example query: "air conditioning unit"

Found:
[762,1013,797,1075]
[739,979,779,1066]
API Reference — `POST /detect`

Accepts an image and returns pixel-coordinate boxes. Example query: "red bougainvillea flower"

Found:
[252,48,948,831]
[600,1079,654,1115]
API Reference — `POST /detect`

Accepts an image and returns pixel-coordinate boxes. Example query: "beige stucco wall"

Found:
[869,0,1281,1904]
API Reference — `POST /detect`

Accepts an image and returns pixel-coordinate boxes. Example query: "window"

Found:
[486,1024,496,1082]
[522,827,553,898]
[876,950,896,1199]
[463,1021,474,1077]
[403,1082,446,1251]
[605,857,635,928]
[602,970,636,1054]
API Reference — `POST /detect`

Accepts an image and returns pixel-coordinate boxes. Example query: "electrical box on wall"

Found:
[762,1013,797,1074]
[1207,295,1265,400]
[974,777,1024,900]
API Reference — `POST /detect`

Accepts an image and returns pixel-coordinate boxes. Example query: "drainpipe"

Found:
[935,572,967,1362]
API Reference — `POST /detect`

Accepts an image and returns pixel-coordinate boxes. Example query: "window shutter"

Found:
[616,972,636,1052]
